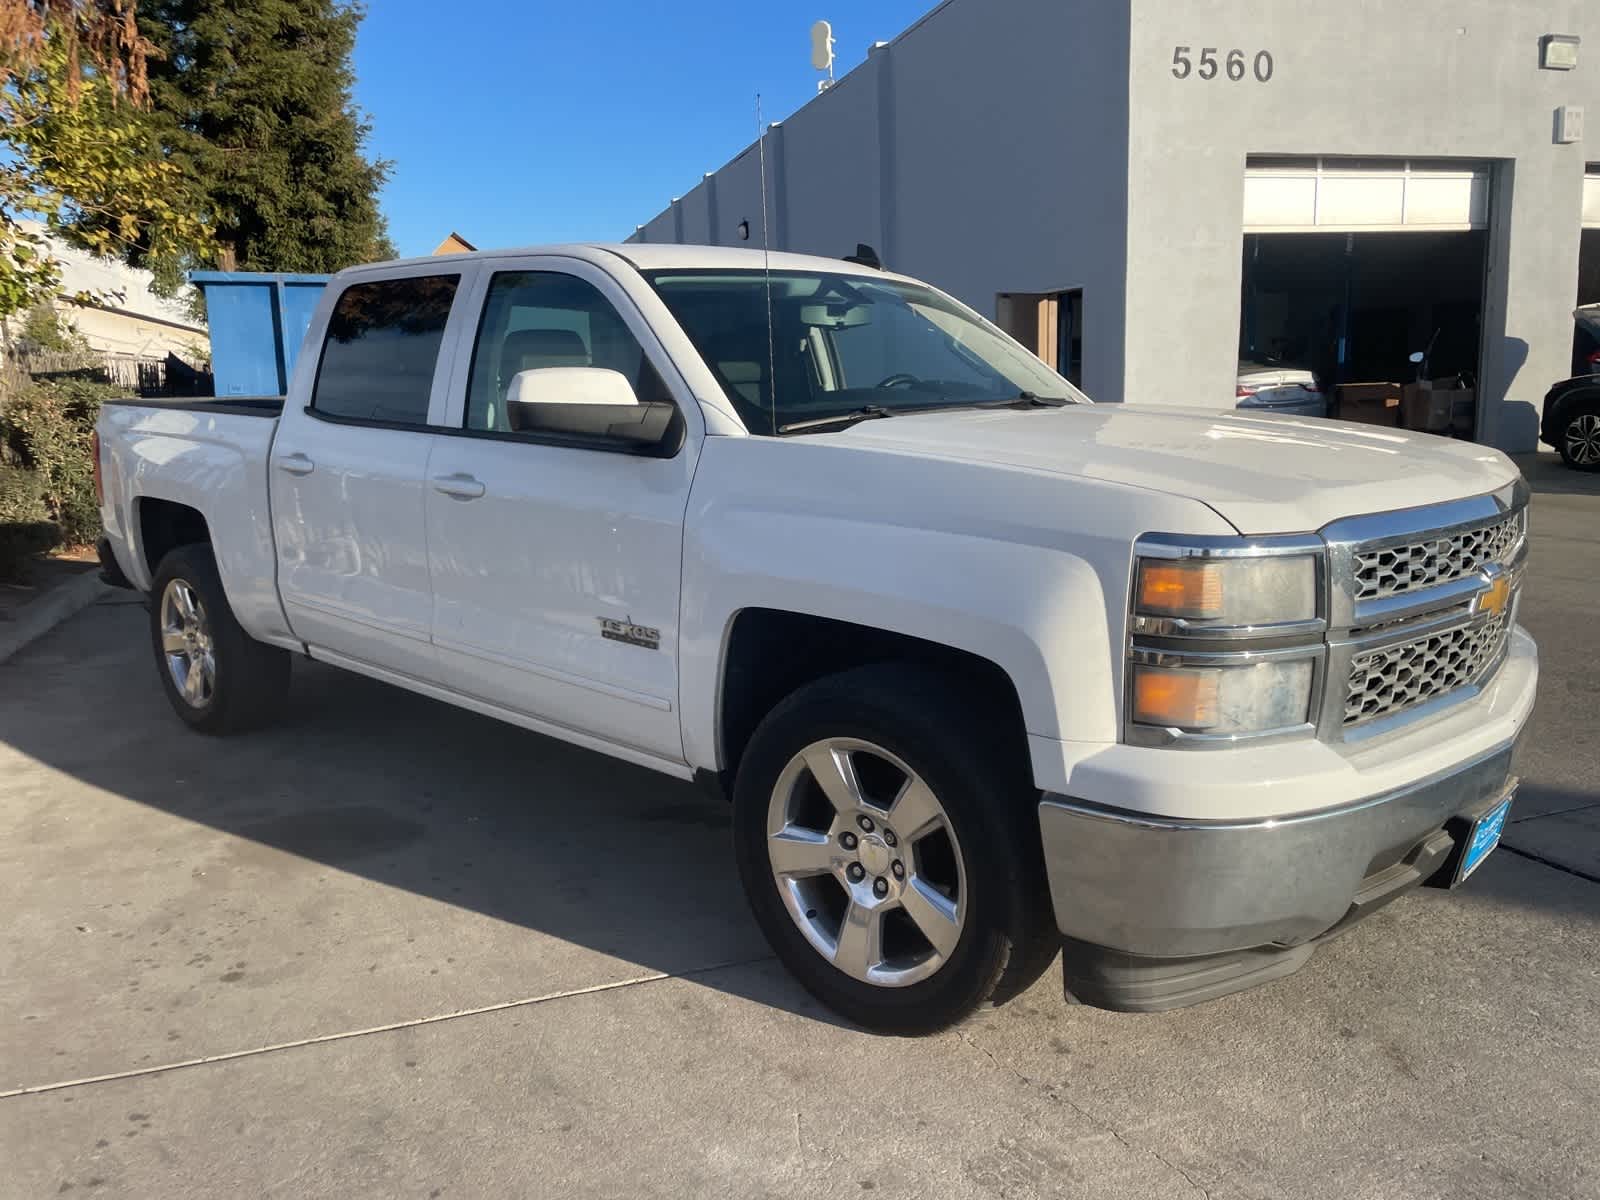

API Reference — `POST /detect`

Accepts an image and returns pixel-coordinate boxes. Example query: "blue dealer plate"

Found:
[1457,796,1513,883]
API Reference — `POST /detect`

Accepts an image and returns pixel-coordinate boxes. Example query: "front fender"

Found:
[678,436,1235,786]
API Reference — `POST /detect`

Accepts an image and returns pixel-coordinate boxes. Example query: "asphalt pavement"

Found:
[1,452,1596,1199]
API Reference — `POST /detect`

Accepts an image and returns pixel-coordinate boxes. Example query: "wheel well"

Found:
[137,499,211,578]
[716,608,1030,790]
[1562,388,1600,414]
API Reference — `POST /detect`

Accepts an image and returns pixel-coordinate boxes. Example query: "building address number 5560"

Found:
[1172,47,1274,82]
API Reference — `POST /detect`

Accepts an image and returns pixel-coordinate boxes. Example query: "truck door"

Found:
[270,268,469,680]
[423,258,700,763]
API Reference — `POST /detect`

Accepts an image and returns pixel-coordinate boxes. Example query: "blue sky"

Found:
[353,1,935,257]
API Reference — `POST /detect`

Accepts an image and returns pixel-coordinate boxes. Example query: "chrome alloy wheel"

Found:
[1568,413,1600,467]
[766,738,967,987]
[160,578,215,708]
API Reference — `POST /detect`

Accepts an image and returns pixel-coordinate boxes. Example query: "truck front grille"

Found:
[1352,512,1524,601]
[1343,613,1510,727]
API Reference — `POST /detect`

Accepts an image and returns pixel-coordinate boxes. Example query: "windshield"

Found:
[645,269,1088,435]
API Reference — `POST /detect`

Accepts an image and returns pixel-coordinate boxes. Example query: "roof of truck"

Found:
[341,243,917,283]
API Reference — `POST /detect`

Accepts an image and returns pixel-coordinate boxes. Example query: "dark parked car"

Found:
[1541,306,1600,471]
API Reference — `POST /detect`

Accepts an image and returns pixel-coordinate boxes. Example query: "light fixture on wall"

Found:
[1541,34,1580,71]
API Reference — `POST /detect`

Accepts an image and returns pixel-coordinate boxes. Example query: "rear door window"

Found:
[312,275,460,424]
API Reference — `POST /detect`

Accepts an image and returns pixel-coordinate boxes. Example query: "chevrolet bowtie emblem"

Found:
[1477,573,1513,619]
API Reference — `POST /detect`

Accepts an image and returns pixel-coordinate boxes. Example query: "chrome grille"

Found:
[1344,614,1510,727]
[1353,513,1523,601]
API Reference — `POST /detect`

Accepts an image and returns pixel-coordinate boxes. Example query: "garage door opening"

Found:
[1241,158,1489,437]
[1242,231,1486,385]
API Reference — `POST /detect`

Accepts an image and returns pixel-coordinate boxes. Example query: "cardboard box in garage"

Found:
[1401,382,1456,433]
[1335,383,1403,427]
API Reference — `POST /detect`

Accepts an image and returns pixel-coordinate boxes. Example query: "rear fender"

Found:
[97,405,293,644]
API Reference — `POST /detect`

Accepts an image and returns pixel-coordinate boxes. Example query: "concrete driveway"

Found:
[2,454,1597,1199]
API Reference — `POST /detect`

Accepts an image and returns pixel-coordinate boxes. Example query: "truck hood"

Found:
[834,404,1519,534]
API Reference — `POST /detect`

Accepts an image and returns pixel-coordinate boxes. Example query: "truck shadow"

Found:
[7,601,1593,1048]
[4,602,863,1030]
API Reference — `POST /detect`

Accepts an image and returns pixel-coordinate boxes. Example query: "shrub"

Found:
[0,463,59,581]
[0,374,127,548]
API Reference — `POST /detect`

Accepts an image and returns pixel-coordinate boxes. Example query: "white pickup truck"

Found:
[96,245,1537,1033]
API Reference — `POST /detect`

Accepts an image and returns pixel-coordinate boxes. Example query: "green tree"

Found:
[0,0,210,317]
[138,0,393,274]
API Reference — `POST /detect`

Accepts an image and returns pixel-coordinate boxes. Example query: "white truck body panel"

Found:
[97,402,294,648]
[98,243,1535,828]
[836,403,1520,535]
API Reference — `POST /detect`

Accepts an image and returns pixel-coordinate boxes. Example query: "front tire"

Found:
[732,664,1057,1035]
[149,544,290,734]
[1558,401,1600,471]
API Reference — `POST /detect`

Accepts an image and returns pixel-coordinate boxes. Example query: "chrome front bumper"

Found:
[1038,740,1520,1009]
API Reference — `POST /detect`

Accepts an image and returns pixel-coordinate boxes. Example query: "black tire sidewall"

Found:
[1559,403,1600,472]
[148,545,264,733]
[732,666,1030,1034]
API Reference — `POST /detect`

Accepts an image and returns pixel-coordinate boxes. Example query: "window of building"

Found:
[312,275,459,424]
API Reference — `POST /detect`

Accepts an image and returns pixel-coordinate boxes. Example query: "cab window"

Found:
[311,274,459,424]
[466,271,672,437]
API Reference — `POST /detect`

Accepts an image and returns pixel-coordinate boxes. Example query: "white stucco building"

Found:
[21,221,205,361]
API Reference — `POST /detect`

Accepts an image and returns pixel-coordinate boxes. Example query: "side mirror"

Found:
[506,366,639,409]
[502,366,679,453]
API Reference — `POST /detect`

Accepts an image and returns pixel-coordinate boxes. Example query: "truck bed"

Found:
[103,396,285,418]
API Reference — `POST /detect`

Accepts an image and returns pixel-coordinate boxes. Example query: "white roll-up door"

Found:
[1584,168,1600,229]
[1245,158,1490,233]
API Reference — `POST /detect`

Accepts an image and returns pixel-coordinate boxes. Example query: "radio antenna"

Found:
[757,93,777,436]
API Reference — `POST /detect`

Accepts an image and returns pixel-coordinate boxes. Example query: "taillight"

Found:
[92,430,104,507]
[1236,385,1260,398]
[1588,349,1600,367]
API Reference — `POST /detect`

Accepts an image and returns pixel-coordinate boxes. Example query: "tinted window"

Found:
[466,271,669,435]
[312,275,459,424]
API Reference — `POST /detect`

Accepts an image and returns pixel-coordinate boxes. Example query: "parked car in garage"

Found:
[1235,357,1328,418]
[1540,305,1600,470]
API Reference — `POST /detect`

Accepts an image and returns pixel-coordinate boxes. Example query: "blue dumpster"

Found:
[191,271,332,397]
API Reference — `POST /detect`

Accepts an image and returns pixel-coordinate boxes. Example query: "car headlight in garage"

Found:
[1126,537,1327,747]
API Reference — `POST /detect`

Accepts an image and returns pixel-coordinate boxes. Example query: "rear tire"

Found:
[148,544,289,734]
[732,663,1058,1035]
[1557,400,1600,471]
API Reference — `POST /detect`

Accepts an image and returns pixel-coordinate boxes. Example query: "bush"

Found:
[0,374,127,548]
[0,463,59,581]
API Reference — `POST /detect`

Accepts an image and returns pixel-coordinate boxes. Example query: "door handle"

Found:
[277,453,315,477]
[432,473,486,501]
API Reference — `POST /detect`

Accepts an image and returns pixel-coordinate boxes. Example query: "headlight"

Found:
[1133,555,1318,627]
[1130,658,1315,735]
[1127,537,1327,747]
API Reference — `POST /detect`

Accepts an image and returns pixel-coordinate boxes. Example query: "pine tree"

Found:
[138,0,394,273]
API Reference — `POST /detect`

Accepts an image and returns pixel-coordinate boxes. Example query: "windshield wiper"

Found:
[977,391,1072,410]
[778,405,898,435]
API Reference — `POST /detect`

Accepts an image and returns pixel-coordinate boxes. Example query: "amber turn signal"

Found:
[1135,560,1224,619]
[1131,667,1220,729]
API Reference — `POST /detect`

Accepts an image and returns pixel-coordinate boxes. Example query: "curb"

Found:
[0,572,114,666]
